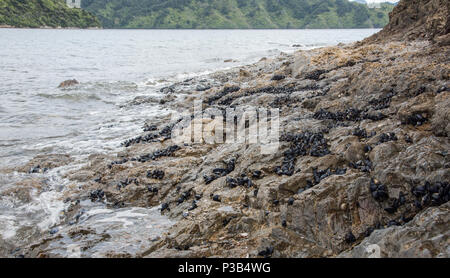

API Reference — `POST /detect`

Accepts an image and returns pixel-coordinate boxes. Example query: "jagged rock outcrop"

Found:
[15,0,449,258]
[367,0,450,43]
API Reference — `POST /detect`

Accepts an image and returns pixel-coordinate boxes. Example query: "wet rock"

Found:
[58,79,79,88]
[160,85,175,94]
[34,4,449,258]
[239,69,250,77]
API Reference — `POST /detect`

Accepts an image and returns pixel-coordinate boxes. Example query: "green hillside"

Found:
[82,0,394,29]
[0,0,100,28]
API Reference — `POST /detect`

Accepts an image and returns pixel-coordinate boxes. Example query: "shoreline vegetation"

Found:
[0,0,100,28]
[82,0,394,29]
[3,0,450,258]
[0,0,394,29]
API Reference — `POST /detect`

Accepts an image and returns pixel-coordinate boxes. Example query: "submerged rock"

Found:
[58,79,79,88]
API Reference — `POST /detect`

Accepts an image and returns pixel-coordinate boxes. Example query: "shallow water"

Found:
[0,28,380,257]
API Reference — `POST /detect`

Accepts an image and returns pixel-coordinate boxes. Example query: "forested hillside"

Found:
[0,0,100,28]
[82,0,394,29]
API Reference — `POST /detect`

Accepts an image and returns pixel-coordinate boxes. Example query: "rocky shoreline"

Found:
[6,0,450,258]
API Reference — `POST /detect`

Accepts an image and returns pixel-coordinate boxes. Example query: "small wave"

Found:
[268,42,290,47]
[37,92,102,101]
[203,57,223,63]
[81,81,139,93]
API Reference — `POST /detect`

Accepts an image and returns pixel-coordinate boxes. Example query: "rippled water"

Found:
[0,28,380,257]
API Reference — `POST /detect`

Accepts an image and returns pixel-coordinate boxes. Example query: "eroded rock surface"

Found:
[12,0,449,258]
